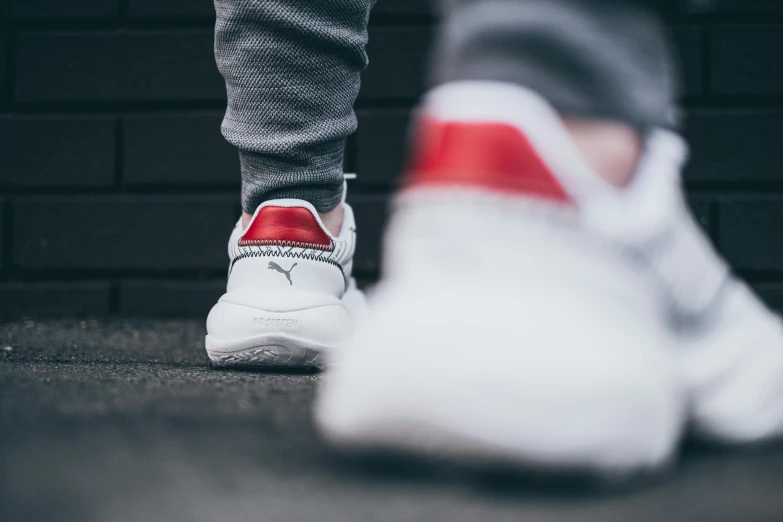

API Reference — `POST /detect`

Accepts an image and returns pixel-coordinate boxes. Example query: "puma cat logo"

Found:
[268,261,297,285]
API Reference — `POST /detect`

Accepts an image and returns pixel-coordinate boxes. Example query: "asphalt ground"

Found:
[2,318,783,522]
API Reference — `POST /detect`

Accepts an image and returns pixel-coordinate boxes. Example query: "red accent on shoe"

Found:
[404,118,571,203]
[240,206,334,250]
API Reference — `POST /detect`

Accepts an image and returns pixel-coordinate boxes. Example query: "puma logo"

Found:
[268,261,297,285]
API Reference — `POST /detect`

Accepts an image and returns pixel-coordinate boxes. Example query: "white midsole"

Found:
[316,196,686,474]
[317,277,685,474]
[206,286,364,357]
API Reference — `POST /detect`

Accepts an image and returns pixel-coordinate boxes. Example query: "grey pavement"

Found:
[2,318,783,522]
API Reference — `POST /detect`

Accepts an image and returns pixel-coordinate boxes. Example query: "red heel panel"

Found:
[404,118,571,204]
[239,206,334,251]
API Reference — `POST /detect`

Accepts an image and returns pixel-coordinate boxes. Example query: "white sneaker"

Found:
[206,194,366,369]
[315,82,783,476]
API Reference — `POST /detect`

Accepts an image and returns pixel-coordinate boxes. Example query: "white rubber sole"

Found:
[206,281,366,370]
[206,333,335,369]
[316,278,685,476]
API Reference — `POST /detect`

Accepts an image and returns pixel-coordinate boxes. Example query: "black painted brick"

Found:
[123,113,239,187]
[361,27,432,100]
[705,1,783,13]
[0,198,4,272]
[672,27,701,97]
[13,195,237,270]
[0,33,6,97]
[685,111,783,183]
[0,116,115,187]
[373,1,434,15]
[0,282,111,316]
[126,0,214,18]
[347,194,388,273]
[718,198,783,271]
[356,109,411,186]
[3,0,119,18]
[15,31,225,103]
[119,279,224,317]
[711,26,783,95]
[687,197,712,233]
[755,284,783,314]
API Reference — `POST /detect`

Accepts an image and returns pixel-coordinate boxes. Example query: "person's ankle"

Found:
[241,212,253,231]
[563,117,643,187]
[242,204,344,236]
[319,204,344,236]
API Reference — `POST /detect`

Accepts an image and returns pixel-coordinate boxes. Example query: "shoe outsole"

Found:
[207,344,327,370]
[205,294,356,371]
[205,332,336,370]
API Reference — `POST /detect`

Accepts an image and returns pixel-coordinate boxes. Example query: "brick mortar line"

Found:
[684,186,783,195]
[2,273,227,282]
[0,18,435,32]
[0,17,439,29]
[0,18,780,34]
[0,20,214,31]
[0,102,230,115]
[0,187,398,197]
[6,186,783,197]
[1,267,378,279]
[109,279,121,314]
[0,188,243,196]
[5,98,783,116]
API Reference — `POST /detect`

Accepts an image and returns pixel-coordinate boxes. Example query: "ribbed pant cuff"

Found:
[239,150,345,214]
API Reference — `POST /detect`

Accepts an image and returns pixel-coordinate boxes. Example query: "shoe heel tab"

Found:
[240,201,334,251]
[404,117,571,203]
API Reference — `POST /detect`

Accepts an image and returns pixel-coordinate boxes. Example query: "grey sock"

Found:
[432,0,680,129]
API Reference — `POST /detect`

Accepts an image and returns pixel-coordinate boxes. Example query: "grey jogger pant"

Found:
[214,0,680,214]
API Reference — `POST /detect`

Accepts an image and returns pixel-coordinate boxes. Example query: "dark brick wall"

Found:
[1,1,782,317]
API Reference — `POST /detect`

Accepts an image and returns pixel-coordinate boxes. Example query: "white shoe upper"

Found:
[316,81,783,471]
[205,191,364,368]
[420,82,730,322]
[411,82,783,445]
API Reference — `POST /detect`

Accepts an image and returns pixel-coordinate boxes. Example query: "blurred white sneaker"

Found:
[206,193,366,369]
[315,82,783,476]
